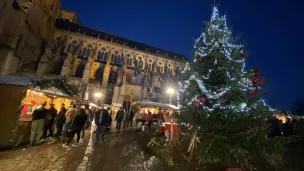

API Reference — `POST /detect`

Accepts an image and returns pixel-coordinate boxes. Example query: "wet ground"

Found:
[0,126,165,171]
[0,125,303,171]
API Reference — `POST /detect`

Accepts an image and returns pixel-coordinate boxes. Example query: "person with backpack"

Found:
[63,108,87,147]
[116,107,124,131]
[43,103,57,138]
[54,103,67,139]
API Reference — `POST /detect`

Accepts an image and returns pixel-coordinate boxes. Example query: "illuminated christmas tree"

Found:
[180,6,287,170]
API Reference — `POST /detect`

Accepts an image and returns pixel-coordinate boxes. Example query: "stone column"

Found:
[82,60,91,84]
[0,4,26,75]
[36,48,52,76]
[143,87,148,101]
[60,57,72,76]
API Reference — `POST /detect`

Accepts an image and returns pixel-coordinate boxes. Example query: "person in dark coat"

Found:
[270,116,282,137]
[94,106,110,144]
[63,108,87,147]
[128,110,134,127]
[30,102,48,146]
[283,118,293,137]
[54,104,67,138]
[115,107,124,131]
[43,103,57,138]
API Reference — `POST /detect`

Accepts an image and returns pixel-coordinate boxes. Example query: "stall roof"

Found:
[111,103,122,107]
[0,75,36,86]
[131,101,179,110]
[168,104,180,110]
[33,89,83,101]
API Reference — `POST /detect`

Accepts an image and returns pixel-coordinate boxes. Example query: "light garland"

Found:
[179,6,275,115]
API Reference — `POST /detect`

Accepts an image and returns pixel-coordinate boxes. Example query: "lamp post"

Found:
[166,88,174,105]
[94,92,102,106]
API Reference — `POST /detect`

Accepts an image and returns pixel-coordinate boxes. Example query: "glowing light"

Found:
[94,92,102,98]
[166,88,174,94]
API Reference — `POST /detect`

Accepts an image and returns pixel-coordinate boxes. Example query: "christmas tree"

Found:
[180,6,287,170]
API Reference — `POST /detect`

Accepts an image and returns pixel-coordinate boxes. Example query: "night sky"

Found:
[61,0,304,110]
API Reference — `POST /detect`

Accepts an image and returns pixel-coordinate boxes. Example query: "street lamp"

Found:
[94,92,102,106]
[94,92,102,98]
[166,88,174,104]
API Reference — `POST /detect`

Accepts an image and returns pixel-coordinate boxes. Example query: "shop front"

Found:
[15,89,82,146]
[0,75,81,148]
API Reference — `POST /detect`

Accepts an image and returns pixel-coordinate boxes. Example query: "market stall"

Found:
[0,76,82,148]
[111,103,123,118]
[131,101,180,139]
[14,78,81,146]
[131,101,180,116]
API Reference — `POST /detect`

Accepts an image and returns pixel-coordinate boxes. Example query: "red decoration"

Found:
[30,100,36,105]
[21,104,29,114]
[247,68,264,98]
[193,103,200,110]
[199,96,207,104]
[164,123,180,139]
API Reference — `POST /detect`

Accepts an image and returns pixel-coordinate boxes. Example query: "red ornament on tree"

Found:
[192,99,200,110]
[199,95,207,104]
[247,68,264,98]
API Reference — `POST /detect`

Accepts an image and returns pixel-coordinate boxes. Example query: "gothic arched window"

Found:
[104,52,108,61]
[111,54,115,63]
[115,55,120,64]
[126,74,132,84]
[67,44,72,53]
[139,60,143,69]
[97,51,102,60]
[81,47,87,57]
[86,48,91,57]
[75,60,87,78]
[155,77,162,88]
[127,58,133,66]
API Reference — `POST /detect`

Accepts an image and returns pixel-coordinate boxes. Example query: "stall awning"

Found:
[111,103,122,107]
[131,101,179,110]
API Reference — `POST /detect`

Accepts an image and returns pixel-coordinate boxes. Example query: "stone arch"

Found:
[67,40,78,54]
[95,65,105,84]
[125,73,132,84]
[126,54,133,66]
[108,68,118,84]
[75,60,87,78]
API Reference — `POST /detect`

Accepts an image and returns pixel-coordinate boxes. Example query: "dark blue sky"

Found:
[61,0,304,110]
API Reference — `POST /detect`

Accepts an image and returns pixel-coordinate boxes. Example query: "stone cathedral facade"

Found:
[0,0,186,110]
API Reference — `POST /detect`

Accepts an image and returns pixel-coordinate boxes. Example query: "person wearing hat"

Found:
[43,103,57,138]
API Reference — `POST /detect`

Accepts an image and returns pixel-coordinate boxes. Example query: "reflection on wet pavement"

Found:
[0,128,164,171]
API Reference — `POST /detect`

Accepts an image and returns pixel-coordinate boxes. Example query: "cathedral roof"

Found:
[55,19,187,62]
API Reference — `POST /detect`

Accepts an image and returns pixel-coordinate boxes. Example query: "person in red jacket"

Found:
[146,110,153,129]
[157,110,164,126]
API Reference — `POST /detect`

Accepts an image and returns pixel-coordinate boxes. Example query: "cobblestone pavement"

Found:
[0,125,164,171]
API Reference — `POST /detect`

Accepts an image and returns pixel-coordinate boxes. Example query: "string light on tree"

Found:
[179,5,286,170]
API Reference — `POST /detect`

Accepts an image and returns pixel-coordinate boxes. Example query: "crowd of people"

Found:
[268,113,304,160]
[29,101,176,147]
[29,102,95,147]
